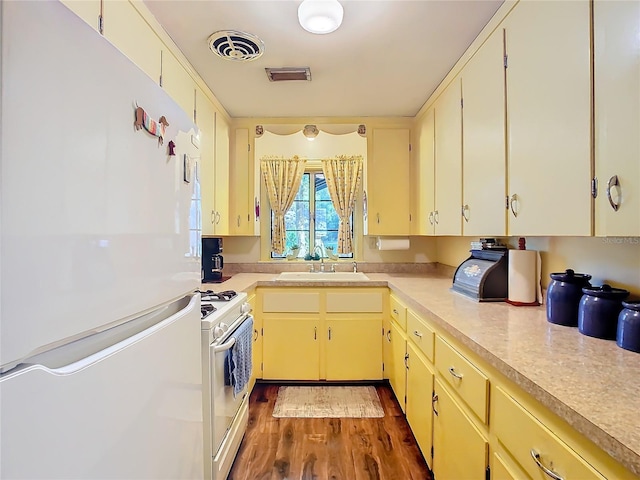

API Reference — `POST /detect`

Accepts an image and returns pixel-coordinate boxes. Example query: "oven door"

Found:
[209,314,252,456]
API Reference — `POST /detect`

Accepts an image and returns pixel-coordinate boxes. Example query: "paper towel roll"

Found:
[376,237,410,251]
[508,250,539,304]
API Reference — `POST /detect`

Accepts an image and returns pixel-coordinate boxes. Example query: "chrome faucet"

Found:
[352,261,358,273]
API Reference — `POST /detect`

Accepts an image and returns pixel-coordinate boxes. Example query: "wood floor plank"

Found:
[228,383,433,480]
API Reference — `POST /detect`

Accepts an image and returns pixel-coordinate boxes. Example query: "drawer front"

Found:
[493,387,605,480]
[326,292,383,313]
[406,309,435,362]
[434,336,488,424]
[262,292,320,313]
[390,295,407,330]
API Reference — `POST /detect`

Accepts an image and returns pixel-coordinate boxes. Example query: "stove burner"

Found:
[201,303,217,319]
[198,290,237,302]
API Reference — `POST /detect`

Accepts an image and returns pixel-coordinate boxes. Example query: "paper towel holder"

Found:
[451,249,508,302]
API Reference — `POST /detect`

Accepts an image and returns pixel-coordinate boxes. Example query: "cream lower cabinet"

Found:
[259,288,385,381]
[433,378,489,480]
[406,342,434,469]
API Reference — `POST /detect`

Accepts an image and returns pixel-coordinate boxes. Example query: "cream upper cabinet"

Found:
[161,50,195,119]
[367,129,411,235]
[212,112,230,235]
[101,1,163,85]
[461,28,507,237]
[229,128,253,235]
[60,0,101,32]
[412,109,436,235]
[504,0,591,235]
[197,87,216,236]
[594,0,640,236]
[434,78,463,235]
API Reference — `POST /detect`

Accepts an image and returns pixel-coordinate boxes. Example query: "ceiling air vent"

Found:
[265,67,312,82]
[208,30,264,62]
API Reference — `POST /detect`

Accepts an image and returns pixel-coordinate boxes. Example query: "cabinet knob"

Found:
[530,449,564,480]
[606,175,621,212]
[448,366,463,380]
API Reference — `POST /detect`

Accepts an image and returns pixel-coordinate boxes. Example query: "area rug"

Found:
[272,386,384,418]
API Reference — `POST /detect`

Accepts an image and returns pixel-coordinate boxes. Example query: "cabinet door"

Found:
[462,28,507,236]
[388,321,407,413]
[102,1,162,85]
[368,129,411,235]
[246,293,261,387]
[412,109,436,235]
[594,0,640,236]
[60,0,101,32]
[262,319,319,380]
[230,128,252,235]
[196,87,216,236]
[325,319,382,381]
[432,379,488,480]
[434,78,463,235]
[213,112,230,235]
[161,49,195,118]
[406,342,434,469]
[505,0,591,235]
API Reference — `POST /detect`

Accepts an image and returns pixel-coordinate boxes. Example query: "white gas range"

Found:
[199,290,253,480]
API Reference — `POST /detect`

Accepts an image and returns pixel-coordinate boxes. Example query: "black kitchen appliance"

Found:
[202,237,228,283]
[451,249,509,302]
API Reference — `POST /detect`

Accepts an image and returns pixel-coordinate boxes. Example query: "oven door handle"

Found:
[213,337,236,353]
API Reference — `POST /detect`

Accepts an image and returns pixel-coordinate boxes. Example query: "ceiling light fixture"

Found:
[298,0,344,35]
[303,125,319,140]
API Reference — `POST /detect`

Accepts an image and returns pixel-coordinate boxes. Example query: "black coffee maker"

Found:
[202,237,225,283]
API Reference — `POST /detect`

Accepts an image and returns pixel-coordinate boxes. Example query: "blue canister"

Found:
[546,269,592,326]
[578,285,629,340]
[617,301,640,353]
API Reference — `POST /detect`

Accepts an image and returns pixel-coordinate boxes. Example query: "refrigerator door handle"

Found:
[2,295,198,378]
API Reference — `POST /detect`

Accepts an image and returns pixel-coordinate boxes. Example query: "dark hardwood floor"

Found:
[227,382,433,480]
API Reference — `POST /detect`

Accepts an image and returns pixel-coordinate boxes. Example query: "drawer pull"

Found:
[413,330,423,338]
[393,308,399,315]
[432,392,439,416]
[448,367,463,379]
[530,449,564,480]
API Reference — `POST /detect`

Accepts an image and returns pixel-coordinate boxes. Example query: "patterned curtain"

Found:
[261,156,307,254]
[321,155,363,254]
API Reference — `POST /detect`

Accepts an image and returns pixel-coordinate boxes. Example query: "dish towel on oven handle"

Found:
[224,316,253,397]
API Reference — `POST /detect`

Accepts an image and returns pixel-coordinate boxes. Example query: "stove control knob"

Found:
[241,302,252,315]
[213,326,224,339]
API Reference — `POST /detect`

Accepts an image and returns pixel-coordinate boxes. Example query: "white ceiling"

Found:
[143,0,504,118]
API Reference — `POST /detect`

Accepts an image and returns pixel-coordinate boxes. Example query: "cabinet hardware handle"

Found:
[448,367,463,379]
[510,194,518,217]
[432,392,439,416]
[253,329,258,341]
[404,353,409,369]
[215,211,221,224]
[530,450,564,480]
[428,211,434,225]
[606,175,621,212]
[328,327,332,340]
[314,327,317,340]
[211,210,215,224]
[413,330,423,338]
[386,330,391,342]
[237,215,241,227]
[377,213,380,224]
[462,204,470,222]
[434,210,439,224]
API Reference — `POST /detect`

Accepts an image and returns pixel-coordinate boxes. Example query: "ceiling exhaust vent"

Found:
[208,30,264,62]
[265,67,312,82]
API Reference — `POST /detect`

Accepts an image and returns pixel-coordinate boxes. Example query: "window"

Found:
[271,171,353,259]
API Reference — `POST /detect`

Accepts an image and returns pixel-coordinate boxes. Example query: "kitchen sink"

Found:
[275,271,370,282]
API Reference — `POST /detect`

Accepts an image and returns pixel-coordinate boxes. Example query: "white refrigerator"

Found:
[0,1,204,478]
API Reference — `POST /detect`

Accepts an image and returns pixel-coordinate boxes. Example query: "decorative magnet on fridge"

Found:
[134,104,169,145]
